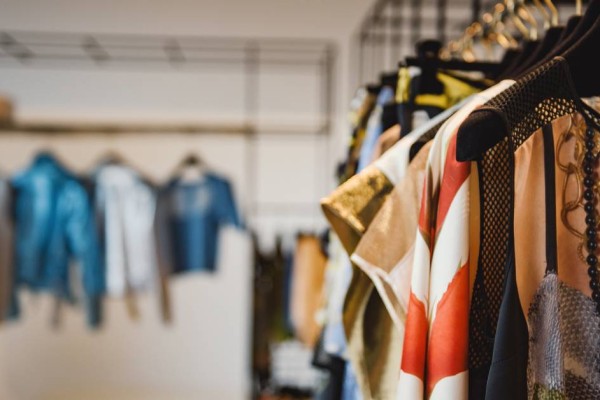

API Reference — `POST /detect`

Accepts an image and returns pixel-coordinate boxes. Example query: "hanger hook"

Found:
[543,0,559,26]
[532,0,551,30]
[515,0,539,40]
[505,0,532,39]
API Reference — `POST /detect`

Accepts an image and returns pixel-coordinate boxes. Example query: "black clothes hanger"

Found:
[456,0,600,161]
[172,153,208,181]
[512,25,564,78]
[456,53,599,163]
[367,83,381,95]
[521,0,600,76]
[97,149,126,166]
[497,39,540,80]
[180,153,202,167]
[380,72,398,90]
[496,49,523,76]
[410,39,445,96]
[561,13,600,97]
[558,14,582,42]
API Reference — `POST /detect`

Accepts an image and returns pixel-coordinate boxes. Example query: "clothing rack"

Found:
[0,31,336,228]
[352,0,477,86]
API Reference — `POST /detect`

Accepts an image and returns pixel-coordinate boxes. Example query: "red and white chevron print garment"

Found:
[397,81,514,400]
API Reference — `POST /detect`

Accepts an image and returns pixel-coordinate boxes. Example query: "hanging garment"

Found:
[396,66,482,133]
[340,88,378,183]
[290,234,327,348]
[370,124,401,162]
[398,81,514,400]
[322,101,467,254]
[321,101,471,399]
[512,109,600,398]
[94,163,158,296]
[93,162,165,319]
[347,141,433,400]
[155,172,241,274]
[319,233,359,400]
[455,57,600,399]
[251,235,289,393]
[0,177,13,322]
[357,86,396,172]
[11,152,104,327]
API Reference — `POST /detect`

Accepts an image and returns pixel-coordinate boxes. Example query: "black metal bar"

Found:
[437,0,449,43]
[0,33,34,62]
[82,36,109,63]
[410,0,422,46]
[163,39,185,64]
[472,0,481,22]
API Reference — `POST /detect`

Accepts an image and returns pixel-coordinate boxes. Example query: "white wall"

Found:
[0,1,373,399]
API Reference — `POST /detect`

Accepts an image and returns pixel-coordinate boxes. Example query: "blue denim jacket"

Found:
[12,153,104,327]
[155,173,241,274]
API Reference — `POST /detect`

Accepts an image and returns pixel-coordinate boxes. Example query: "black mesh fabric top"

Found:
[457,57,600,398]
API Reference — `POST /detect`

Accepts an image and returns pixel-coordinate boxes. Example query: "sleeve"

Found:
[217,179,242,228]
[65,182,105,328]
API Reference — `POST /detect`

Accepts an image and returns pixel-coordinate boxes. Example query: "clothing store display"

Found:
[290,234,327,348]
[0,150,244,329]
[321,91,480,399]
[155,172,241,274]
[11,152,104,327]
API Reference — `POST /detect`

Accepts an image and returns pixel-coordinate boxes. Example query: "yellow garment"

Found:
[414,72,481,109]
[395,67,412,104]
[396,66,481,110]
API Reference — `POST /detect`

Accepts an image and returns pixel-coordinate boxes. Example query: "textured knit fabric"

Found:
[398,81,513,400]
[512,108,600,399]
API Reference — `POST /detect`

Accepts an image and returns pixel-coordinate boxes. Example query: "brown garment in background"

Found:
[370,124,401,162]
[290,234,326,348]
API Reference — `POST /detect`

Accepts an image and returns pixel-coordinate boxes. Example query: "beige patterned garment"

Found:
[512,102,600,399]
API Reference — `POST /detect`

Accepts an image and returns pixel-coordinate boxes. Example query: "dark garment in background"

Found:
[380,103,398,134]
[155,173,241,274]
[0,178,13,322]
[11,153,104,327]
[251,236,289,394]
[312,330,346,400]
[283,251,294,335]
